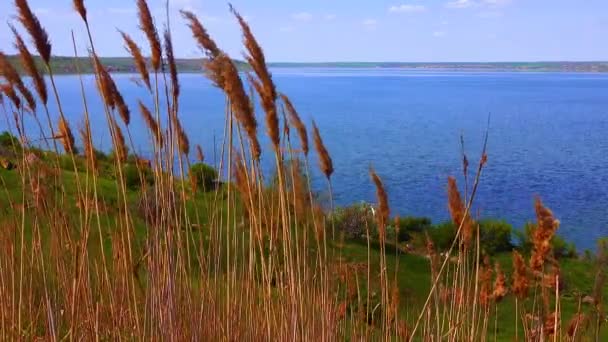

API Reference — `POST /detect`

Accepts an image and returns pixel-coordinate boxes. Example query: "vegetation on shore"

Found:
[0,0,607,340]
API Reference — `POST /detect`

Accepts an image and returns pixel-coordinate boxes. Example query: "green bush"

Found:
[427,221,457,251]
[189,163,218,192]
[58,154,86,172]
[395,216,432,242]
[0,131,20,151]
[123,163,154,190]
[479,219,513,255]
[332,203,374,240]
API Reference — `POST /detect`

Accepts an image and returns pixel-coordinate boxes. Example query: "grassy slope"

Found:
[1,162,606,340]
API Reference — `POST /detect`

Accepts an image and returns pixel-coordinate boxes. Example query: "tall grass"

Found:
[0,0,606,340]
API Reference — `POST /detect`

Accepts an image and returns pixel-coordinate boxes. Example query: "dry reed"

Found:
[119,30,151,90]
[164,29,179,100]
[15,0,52,64]
[447,176,473,248]
[280,94,309,156]
[530,197,559,273]
[136,0,161,71]
[57,116,75,153]
[10,25,47,105]
[312,121,333,179]
[138,101,163,147]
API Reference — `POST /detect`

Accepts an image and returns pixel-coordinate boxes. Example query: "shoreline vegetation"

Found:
[6,54,608,74]
[0,0,607,340]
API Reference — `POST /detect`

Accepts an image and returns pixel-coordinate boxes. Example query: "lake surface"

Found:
[7,68,608,250]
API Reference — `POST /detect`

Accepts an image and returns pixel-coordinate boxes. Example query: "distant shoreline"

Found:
[7,55,608,74]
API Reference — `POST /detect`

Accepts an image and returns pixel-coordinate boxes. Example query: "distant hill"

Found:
[4,55,249,74]
[5,55,608,74]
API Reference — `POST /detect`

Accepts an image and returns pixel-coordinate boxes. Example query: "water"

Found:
[6,69,608,250]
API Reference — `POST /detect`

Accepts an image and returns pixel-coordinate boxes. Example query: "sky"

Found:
[1,0,608,62]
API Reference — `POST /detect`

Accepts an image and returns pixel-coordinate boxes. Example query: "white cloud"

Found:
[446,0,511,9]
[389,4,427,13]
[433,31,446,37]
[292,12,313,21]
[362,18,378,29]
[446,0,474,9]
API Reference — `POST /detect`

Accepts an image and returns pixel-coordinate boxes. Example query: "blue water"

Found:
[6,69,608,250]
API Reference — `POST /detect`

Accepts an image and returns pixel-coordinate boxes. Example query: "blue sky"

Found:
[1,0,607,62]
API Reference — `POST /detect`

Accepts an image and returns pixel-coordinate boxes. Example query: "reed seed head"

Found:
[109,116,127,162]
[196,144,204,162]
[530,197,559,273]
[492,262,508,302]
[57,116,75,153]
[174,115,190,156]
[447,176,473,249]
[136,0,161,71]
[0,83,21,109]
[138,101,163,147]
[369,167,390,241]
[79,118,97,172]
[512,250,529,299]
[119,30,150,90]
[10,25,47,106]
[15,0,52,64]
[164,29,179,101]
[280,94,309,156]
[73,0,87,22]
[181,10,221,57]
[312,121,333,179]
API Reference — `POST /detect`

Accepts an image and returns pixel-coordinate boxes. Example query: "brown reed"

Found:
[492,262,507,302]
[119,30,150,90]
[369,168,389,240]
[57,116,75,153]
[109,116,127,162]
[0,51,36,112]
[112,87,130,126]
[136,0,161,71]
[164,29,179,101]
[72,0,87,22]
[0,83,21,109]
[530,197,559,273]
[15,0,52,64]
[174,115,190,156]
[512,250,529,299]
[138,101,163,147]
[195,145,204,163]
[92,55,116,110]
[231,6,279,151]
[280,94,309,156]
[10,25,47,105]
[447,176,473,249]
[312,121,333,180]
[181,10,221,57]
[79,120,97,172]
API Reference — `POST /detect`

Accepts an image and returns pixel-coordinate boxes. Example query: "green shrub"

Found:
[479,219,513,255]
[0,131,20,151]
[189,163,218,192]
[332,203,374,240]
[427,221,456,251]
[58,154,86,172]
[123,163,154,190]
[395,216,432,242]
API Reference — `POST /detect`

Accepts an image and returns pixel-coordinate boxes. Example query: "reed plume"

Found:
[369,167,389,241]
[112,87,130,125]
[79,119,97,172]
[92,55,116,110]
[72,0,87,22]
[164,29,179,101]
[312,121,333,179]
[119,30,150,90]
[530,198,559,273]
[196,144,204,162]
[231,6,279,151]
[174,115,190,156]
[512,250,529,299]
[10,25,47,105]
[138,101,163,147]
[0,50,36,112]
[280,93,309,156]
[492,262,507,302]
[181,10,221,57]
[109,116,127,162]
[479,255,493,307]
[0,84,21,109]
[15,0,52,64]
[57,116,75,153]
[136,0,161,71]
[447,176,473,248]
